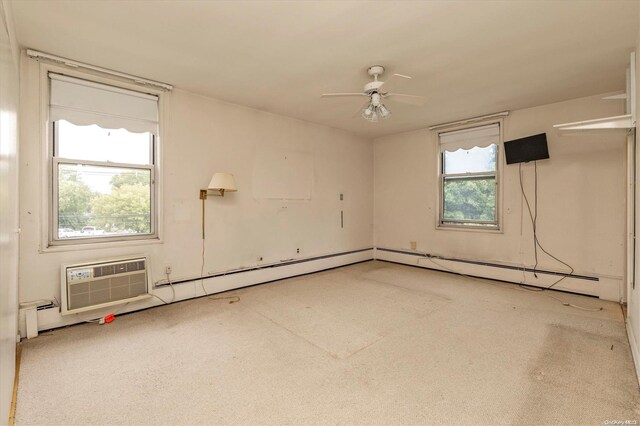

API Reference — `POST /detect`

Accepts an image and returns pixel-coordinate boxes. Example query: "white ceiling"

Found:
[11,0,640,138]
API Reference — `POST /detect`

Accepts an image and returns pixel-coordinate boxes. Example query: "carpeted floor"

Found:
[15,261,640,425]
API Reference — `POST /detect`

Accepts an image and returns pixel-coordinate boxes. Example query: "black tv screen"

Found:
[504,133,549,165]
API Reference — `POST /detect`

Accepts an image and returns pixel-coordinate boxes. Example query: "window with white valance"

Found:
[438,123,500,229]
[49,73,160,244]
[439,123,500,152]
[49,73,159,134]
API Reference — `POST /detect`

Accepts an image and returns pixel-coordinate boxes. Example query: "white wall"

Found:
[0,0,19,423]
[374,94,626,300]
[627,8,640,384]
[18,55,373,330]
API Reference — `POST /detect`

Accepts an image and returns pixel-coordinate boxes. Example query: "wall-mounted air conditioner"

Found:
[60,256,151,315]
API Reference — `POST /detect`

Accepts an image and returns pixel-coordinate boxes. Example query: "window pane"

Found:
[56,120,151,165]
[443,176,496,222]
[57,163,151,239]
[443,145,497,174]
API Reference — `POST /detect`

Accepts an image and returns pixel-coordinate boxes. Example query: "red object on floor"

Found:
[104,313,115,323]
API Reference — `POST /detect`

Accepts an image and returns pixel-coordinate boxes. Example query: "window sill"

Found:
[40,236,163,253]
[436,224,503,234]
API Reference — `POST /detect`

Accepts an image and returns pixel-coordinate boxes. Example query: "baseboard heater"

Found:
[156,248,374,288]
[376,247,599,282]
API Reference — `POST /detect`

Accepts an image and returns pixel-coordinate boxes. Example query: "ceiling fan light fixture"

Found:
[361,99,391,122]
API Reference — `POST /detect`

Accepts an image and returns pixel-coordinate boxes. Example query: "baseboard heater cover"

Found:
[156,247,374,288]
[30,248,374,335]
[375,247,599,282]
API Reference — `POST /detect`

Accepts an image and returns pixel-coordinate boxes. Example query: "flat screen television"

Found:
[504,133,549,165]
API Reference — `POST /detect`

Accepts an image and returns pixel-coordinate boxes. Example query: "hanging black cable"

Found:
[519,163,538,277]
[519,161,575,291]
[533,161,539,276]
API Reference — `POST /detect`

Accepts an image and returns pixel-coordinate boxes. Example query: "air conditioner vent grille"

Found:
[93,260,145,278]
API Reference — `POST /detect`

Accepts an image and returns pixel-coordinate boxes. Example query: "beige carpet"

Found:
[15,261,640,425]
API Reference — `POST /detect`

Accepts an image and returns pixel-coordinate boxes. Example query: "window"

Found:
[49,73,159,244]
[438,123,500,229]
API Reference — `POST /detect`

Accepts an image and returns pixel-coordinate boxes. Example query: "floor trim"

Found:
[376,247,599,281]
[29,249,375,334]
[376,259,599,299]
[373,247,623,300]
[157,247,374,287]
[84,259,376,323]
[8,344,21,426]
[625,319,640,387]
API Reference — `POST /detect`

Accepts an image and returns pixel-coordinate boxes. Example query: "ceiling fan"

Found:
[321,65,426,122]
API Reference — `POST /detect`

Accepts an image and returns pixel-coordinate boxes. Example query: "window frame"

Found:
[51,148,157,244]
[436,121,503,231]
[40,62,165,249]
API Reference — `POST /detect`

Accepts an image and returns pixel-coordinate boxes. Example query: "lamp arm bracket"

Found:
[200,188,226,200]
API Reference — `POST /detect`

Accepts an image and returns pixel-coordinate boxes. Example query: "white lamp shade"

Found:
[208,172,237,192]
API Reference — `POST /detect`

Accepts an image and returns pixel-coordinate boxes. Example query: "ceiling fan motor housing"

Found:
[364,80,385,93]
[365,65,386,93]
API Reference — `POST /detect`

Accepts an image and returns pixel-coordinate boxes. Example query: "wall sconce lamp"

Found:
[199,172,237,239]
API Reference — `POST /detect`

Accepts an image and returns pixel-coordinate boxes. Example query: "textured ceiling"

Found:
[11,0,640,138]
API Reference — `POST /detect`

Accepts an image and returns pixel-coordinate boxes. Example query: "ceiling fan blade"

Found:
[384,93,426,106]
[321,92,366,98]
[381,73,413,93]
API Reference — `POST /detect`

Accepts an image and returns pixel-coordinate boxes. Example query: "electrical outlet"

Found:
[257,256,263,261]
[165,266,172,274]
[296,248,300,254]
[340,193,344,201]
[410,241,417,250]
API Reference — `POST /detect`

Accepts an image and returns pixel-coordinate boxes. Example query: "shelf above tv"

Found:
[553,114,634,131]
[554,52,636,132]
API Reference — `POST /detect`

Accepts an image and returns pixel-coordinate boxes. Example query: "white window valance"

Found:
[439,123,499,152]
[49,73,159,134]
